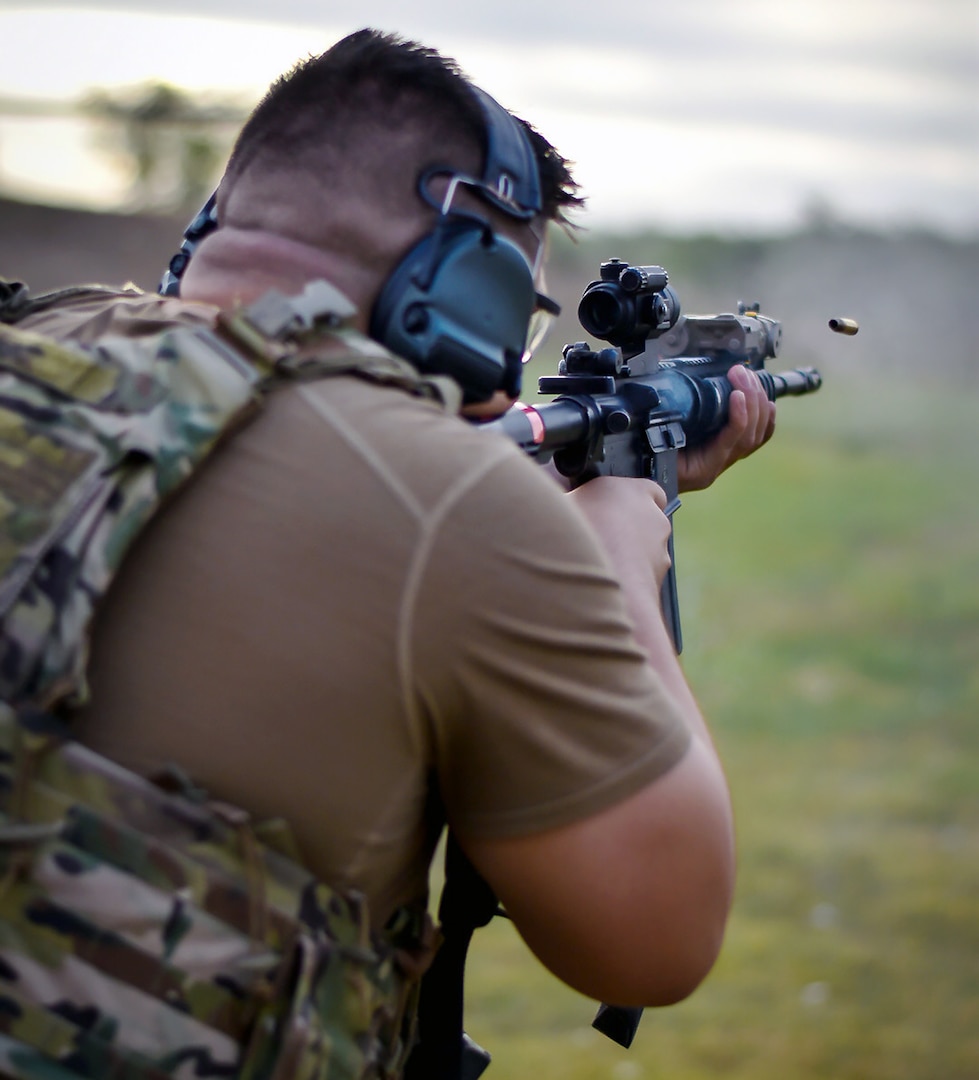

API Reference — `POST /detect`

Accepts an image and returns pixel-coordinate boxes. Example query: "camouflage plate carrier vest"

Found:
[0,279,455,1080]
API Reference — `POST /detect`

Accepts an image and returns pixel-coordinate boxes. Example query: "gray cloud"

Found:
[12,0,976,70]
[22,0,973,123]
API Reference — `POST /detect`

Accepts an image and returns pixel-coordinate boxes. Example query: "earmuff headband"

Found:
[468,87,541,220]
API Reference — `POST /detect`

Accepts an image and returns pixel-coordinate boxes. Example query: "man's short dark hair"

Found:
[222,28,582,226]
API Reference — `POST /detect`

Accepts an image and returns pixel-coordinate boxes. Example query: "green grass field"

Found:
[455,373,979,1079]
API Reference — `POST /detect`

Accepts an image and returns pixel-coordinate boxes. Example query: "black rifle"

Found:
[407,260,823,1079]
[485,257,822,653]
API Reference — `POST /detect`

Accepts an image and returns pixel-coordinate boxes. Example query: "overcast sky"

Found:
[0,0,976,235]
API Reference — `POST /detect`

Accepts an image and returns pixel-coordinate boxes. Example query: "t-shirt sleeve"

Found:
[410,438,692,839]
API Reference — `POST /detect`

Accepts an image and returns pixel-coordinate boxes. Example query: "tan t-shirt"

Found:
[21,291,691,927]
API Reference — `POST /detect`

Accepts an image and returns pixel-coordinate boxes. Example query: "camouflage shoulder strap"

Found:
[0,278,458,712]
[0,279,145,326]
[0,280,442,1079]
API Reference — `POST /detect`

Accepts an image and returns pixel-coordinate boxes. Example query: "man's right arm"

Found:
[458,474,735,1007]
[462,739,734,1006]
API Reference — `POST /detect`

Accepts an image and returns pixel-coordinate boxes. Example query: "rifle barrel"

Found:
[483,365,822,458]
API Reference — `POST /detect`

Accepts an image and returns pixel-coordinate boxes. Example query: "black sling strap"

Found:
[404,834,497,1080]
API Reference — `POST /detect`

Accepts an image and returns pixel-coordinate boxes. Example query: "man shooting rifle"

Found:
[0,29,778,1079]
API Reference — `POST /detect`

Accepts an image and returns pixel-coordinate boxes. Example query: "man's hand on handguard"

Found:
[677,364,776,492]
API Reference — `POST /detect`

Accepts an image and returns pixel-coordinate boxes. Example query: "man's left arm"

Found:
[676,364,776,492]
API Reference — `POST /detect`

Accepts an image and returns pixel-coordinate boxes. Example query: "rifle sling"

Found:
[405,833,497,1080]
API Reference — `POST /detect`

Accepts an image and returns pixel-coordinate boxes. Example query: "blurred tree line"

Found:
[82,81,245,213]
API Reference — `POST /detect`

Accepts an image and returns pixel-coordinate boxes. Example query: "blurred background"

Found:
[1,2,976,1078]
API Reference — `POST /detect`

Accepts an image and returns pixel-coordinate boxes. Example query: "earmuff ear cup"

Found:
[370,219,536,404]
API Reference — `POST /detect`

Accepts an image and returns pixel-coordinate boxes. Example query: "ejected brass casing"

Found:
[828,317,859,335]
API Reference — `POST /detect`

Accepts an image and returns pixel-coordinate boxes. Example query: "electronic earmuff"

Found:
[369,88,545,403]
[158,86,545,404]
[369,215,537,403]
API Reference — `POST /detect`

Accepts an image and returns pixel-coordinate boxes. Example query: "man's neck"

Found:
[178,227,374,332]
